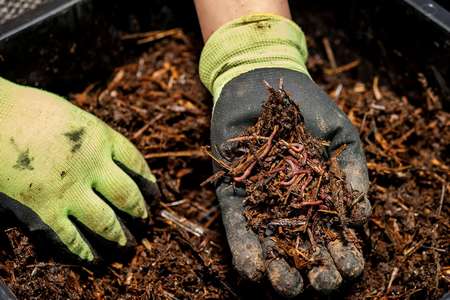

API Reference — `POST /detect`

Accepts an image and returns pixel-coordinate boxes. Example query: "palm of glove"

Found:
[0,78,159,261]
[211,69,370,297]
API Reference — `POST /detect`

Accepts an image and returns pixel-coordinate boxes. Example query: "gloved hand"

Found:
[0,77,160,262]
[200,14,371,297]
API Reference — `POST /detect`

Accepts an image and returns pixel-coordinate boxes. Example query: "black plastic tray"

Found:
[0,0,199,93]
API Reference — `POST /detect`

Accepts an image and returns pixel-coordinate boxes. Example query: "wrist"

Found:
[199,13,309,102]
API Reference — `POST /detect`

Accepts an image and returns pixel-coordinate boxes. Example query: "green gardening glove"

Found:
[0,77,160,261]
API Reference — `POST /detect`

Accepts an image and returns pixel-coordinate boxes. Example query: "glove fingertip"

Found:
[267,259,304,298]
[350,196,372,225]
[232,241,265,282]
[217,184,265,282]
[308,246,343,293]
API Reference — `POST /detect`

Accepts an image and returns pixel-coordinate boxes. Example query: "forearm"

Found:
[194,0,291,40]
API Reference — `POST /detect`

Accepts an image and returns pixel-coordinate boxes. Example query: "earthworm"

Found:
[234,161,257,182]
[285,157,302,174]
[233,126,278,182]
[290,143,304,152]
[258,126,278,160]
[300,174,313,194]
[288,149,299,157]
[281,156,312,186]
[296,200,322,208]
[280,174,299,186]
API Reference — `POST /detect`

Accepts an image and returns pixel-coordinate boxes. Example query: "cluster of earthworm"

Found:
[218,85,356,267]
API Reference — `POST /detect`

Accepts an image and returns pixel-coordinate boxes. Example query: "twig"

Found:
[322,37,337,71]
[144,149,206,159]
[325,59,361,75]
[437,182,446,216]
[132,123,151,140]
[403,239,426,258]
[307,228,317,248]
[318,209,339,215]
[359,111,368,133]
[373,76,382,100]
[162,290,180,300]
[313,174,323,199]
[292,247,310,262]
[26,263,78,269]
[160,209,206,237]
[227,135,268,142]
[142,238,152,251]
[370,103,386,110]
[268,217,306,227]
[207,147,232,171]
[121,28,183,44]
[132,113,164,140]
[431,182,445,289]
[204,209,220,228]
[351,192,365,208]
[173,234,239,298]
[200,170,225,186]
[164,199,188,207]
[421,246,447,253]
[386,267,399,293]
[333,83,343,100]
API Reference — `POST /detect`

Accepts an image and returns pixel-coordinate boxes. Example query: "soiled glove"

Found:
[200,14,371,297]
[0,77,160,261]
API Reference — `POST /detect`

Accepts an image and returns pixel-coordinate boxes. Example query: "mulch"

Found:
[0,26,448,299]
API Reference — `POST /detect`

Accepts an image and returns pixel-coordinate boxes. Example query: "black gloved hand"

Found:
[200,14,370,297]
[212,69,370,297]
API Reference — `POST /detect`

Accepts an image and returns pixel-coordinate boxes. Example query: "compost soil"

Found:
[0,28,448,300]
[215,83,362,274]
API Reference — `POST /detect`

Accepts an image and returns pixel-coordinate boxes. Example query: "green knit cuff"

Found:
[199,13,310,102]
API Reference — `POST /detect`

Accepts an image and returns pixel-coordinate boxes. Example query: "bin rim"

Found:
[0,0,87,42]
[402,0,450,35]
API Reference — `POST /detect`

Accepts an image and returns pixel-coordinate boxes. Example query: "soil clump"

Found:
[215,82,362,274]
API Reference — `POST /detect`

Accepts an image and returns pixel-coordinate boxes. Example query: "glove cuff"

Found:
[199,13,309,102]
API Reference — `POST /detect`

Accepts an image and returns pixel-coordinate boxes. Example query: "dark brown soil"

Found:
[0,27,448,300]
[306,36,449,299]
